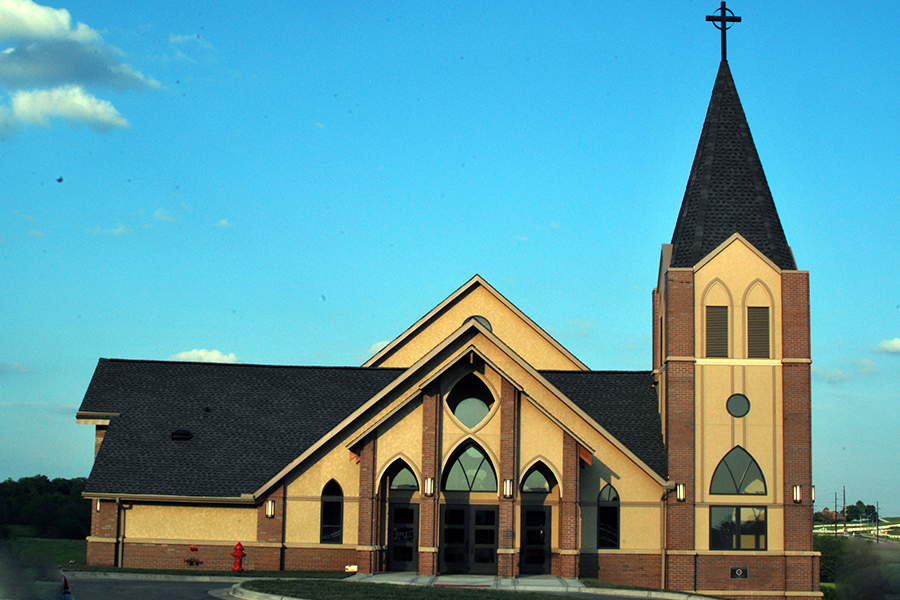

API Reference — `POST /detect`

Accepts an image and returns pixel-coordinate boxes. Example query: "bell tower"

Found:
[653,4,816,596]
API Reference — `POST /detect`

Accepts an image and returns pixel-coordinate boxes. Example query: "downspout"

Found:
[661,481,675,590]
[116,497,124,567]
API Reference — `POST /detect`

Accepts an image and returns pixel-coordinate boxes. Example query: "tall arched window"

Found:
[320,480,343,544]
[710,447,766,495]
[442,442,497,492]
[597,484,620,549]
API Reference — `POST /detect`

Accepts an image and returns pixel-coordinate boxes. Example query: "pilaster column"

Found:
[418,385,441,575]
[356,435,379,574]
[557,433,580,578]
[498,378,518,577]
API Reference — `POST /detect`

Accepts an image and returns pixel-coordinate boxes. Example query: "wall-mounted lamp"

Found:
[265,499,276,518]
[503,479,515,499]
[793,485,802,504]
[96,498,101,512]
[811,485,816,504]
[675,483,686,502]
[423,477,435,497]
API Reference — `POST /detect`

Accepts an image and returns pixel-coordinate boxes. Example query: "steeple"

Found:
[669,61,796,270]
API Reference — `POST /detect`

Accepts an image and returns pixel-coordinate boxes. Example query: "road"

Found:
[66,575,233,600]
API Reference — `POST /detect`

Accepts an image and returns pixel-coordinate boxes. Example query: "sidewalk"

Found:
[229,572,710,600]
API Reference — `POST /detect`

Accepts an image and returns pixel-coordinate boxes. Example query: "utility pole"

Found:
[834,493,838,537]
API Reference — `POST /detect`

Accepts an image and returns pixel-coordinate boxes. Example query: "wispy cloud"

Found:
[0,361,31,374]
[874,338,900,354]
[366,340,389,356]
[549,319,596,340]
[88,224,129,236]
[0,0,158,136]
[169,349,240,363]
[153,208,177,222]
[812,366,851,384]
[848,357,879,375]
[215,218,235,229]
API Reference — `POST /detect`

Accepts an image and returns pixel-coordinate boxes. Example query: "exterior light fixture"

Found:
[811,485,816,503]
[423,477,435,497]
[793,485,802,504]
[675,483,686,502]
[96,498,101,512]
[503,479,515,499]
[265,499,276,518]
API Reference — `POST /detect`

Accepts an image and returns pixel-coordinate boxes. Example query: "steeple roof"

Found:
[670,60,796,270]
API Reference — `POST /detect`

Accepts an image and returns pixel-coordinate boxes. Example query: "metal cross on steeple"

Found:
[706,2,741,61]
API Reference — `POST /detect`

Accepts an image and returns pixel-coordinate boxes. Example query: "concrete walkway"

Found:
[230,572,710,600]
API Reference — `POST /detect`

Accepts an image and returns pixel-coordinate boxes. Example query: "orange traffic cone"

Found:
[62,576,72,598]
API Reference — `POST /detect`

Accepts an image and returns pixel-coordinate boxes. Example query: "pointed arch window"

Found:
[597,484,620,549]
[389,465,419,491]
[320,480,343,544]
[442,443,497,492]
[710,447,766,495]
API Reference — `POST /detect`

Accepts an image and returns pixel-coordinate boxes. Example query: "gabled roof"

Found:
[364,275,588,371]
[78,352,666,499]
[79,359,402,499]
[540,370,666,479]
[670,61,796,271]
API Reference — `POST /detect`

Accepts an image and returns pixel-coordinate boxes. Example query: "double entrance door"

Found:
[439,505,498,574]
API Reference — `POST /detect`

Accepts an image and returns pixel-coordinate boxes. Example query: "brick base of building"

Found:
[580,553,662,588]
[86,540,116,567]
[283,546,357,572]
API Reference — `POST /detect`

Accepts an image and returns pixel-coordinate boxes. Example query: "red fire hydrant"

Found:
[231,541,246,572]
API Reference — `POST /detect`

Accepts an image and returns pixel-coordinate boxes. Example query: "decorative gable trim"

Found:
[693,233,781,273]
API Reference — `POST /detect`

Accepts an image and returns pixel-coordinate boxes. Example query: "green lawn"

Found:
[244,579,578,600]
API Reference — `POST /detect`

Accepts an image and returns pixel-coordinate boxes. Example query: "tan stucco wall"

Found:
[375,284,583,371]
[124,504,256,542]
[694,238,784,551]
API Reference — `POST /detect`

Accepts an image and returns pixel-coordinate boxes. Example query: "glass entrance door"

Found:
[387,504,418,571]
[520,506,551,574]
[439,505,498,574]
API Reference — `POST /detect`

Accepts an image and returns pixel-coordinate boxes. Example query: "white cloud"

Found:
[215,218,234,229]
[849,357,879,375]
[0,361,31,374]
[366,340,389,356]
[13,85,129,130]
[812,366,851,384]
[169,32,213,50]
[169,349,240,364]
[874,338,900,354]
[0,0,101,43]
[0,0,158,137]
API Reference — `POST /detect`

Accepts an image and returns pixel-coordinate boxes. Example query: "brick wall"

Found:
[285,546,358,572]
[418,385,440,576]
[556,433,580,578]
[356,435,379,574]
[498,378,518,577]
[580,553,661,587]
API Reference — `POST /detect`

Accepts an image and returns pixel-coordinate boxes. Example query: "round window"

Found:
[726,394,750,418]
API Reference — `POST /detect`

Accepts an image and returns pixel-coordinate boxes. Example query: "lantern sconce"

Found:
[675,483,686,502]
[423,477,435,497]
[811,485,816,504]
[96,498,101,512]
[503,479,515,499]
[265,499,276,518]
[793,485,802,504]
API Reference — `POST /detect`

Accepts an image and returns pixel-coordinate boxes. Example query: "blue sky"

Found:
[1,1,898,516]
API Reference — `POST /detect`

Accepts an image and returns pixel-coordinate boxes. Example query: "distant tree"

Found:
[0,476,89,539]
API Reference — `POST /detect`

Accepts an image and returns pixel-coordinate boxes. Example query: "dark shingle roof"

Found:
[81,359,403,498]
[670,61,796,271]
[80,360,666,498]
[540,370,666,479]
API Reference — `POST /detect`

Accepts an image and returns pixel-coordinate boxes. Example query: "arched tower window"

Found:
[320,480,343,544]
[710,447,766,495]
[442,442,497,492]
[597,484,620,549]
[446,374,494,429]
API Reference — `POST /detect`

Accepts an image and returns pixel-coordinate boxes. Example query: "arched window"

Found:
[390,465,419,491]
[521,467,553,494]
[446,374,494,429]
[597,484,620,549]
[710,447,766,495]
[320,480,343,544]
[442,443,497,492]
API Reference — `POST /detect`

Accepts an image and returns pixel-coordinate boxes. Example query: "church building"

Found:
[76,13,819,598]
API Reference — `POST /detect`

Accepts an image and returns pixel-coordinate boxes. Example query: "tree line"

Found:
[815,499,879,524]
[0,475,90,539]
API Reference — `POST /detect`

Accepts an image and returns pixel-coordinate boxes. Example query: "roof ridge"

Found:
[102,357,403,371]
